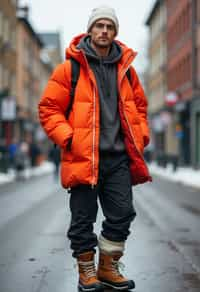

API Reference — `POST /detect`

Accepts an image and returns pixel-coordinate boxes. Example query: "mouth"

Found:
[99,37,108,41]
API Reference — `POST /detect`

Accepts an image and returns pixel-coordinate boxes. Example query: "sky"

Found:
[20,0,155,72]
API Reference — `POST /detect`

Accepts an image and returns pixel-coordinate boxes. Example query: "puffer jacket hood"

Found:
[65,33,137,71]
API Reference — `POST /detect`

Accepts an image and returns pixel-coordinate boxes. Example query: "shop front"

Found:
[0,95,17,145]
[174,101,191,166]
[191,97,200,169]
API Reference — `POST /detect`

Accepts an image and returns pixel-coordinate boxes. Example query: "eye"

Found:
[94,23,115,31]
[95,23,104,29]
[107,25,115,31]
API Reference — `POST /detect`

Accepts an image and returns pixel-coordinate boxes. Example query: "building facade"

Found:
[0,2,63,172]
[166,0,200,167]
[0,0,17,145]
[34,48,54,148]
[190,0,200,168]
[36,32,63,149]
[16,16,43,141]
[146,0,200,168]
[145,0,169,159]
[166,0,194,165]
[38,33,62,67]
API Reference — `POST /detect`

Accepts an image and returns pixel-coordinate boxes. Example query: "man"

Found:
[48,144,60,179]
[39,6,151,292]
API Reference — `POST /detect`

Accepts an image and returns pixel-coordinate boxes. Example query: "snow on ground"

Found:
[0,161,54,185]
[148,161,200,189]
[0,172,15,185]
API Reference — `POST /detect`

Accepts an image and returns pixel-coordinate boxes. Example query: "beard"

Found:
[92,39,111,49]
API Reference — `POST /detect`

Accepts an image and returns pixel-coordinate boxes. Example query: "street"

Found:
[0,173,200,292]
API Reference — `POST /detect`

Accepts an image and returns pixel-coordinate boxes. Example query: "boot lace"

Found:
[112,260,125,277]
[79,260,96,278]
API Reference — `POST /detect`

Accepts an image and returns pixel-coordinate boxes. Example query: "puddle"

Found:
[50,247,65,254]
[154,239,179,253]
[28,257,36,262]
[180,204,200,216]
[176,227,190,233]
[183,273,200,289]
[177,239,200,246]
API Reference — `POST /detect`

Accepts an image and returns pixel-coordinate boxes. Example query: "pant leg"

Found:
[99,152,136,242]
[67,184,98,258]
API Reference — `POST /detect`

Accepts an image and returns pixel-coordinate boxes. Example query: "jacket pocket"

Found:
[61,141,73,161]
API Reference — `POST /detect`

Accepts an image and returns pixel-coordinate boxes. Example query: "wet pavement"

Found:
[0,173,200,291]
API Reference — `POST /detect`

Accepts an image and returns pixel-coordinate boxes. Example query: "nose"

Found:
[102,26,108,33]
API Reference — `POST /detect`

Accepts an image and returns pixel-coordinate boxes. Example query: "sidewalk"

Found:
[0,161,54,185]
[148,161,200,189]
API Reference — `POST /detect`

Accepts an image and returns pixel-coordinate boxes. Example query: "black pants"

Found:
[67,152,136,258]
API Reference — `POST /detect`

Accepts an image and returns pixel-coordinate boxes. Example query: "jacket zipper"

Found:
[91,86,96,188]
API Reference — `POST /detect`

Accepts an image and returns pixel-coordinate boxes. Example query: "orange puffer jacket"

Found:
[38,34,152,188]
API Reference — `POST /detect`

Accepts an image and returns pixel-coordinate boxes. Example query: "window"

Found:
[0,63,2,88]
[3,18,9,43]
[0,11,3,38]
[197,0,200,23]
[24,82,29,108]
[11,26,16,50]
[11,0,17,6]
[11,74,16,95]
[3,67,9,88]
[197,48,200,85]
[24,39,29,68]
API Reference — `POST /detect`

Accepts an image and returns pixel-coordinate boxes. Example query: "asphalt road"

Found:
[0,173,200,292]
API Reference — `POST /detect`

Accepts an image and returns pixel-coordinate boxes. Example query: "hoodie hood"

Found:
[77,35,122,64]
[65,34,137,70]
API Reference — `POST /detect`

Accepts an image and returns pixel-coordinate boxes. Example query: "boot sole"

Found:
[100,280,135,290]
[78,284,104,292]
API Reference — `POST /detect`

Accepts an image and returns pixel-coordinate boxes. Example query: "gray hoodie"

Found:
[78,36,125,153]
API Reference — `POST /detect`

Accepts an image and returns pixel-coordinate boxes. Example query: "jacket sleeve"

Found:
[130,66,150,147]
[38,61,73,148]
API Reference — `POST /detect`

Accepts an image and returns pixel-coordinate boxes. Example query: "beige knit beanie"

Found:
[87,6,119,35]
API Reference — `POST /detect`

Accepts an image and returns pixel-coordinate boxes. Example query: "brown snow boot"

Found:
[77,251,104,292]
[97,251,135,290]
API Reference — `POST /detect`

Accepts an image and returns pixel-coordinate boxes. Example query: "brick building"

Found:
[0,2,63,172]
[146,0,200,168]
[167,0,200,166]
[190,0,200,167]
[145,0,170,159]
[16,15,43,140]
[0,0,18,145]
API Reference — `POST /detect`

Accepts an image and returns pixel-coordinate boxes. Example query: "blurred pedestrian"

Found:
[0,138,9,173]
[14,141,29,179]
[39,6,151,292]
[8,138,18,169]
[29,140,41,167]
[48,145,60,179]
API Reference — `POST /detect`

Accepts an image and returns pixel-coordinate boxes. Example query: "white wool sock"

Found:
[98,234,125,253]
